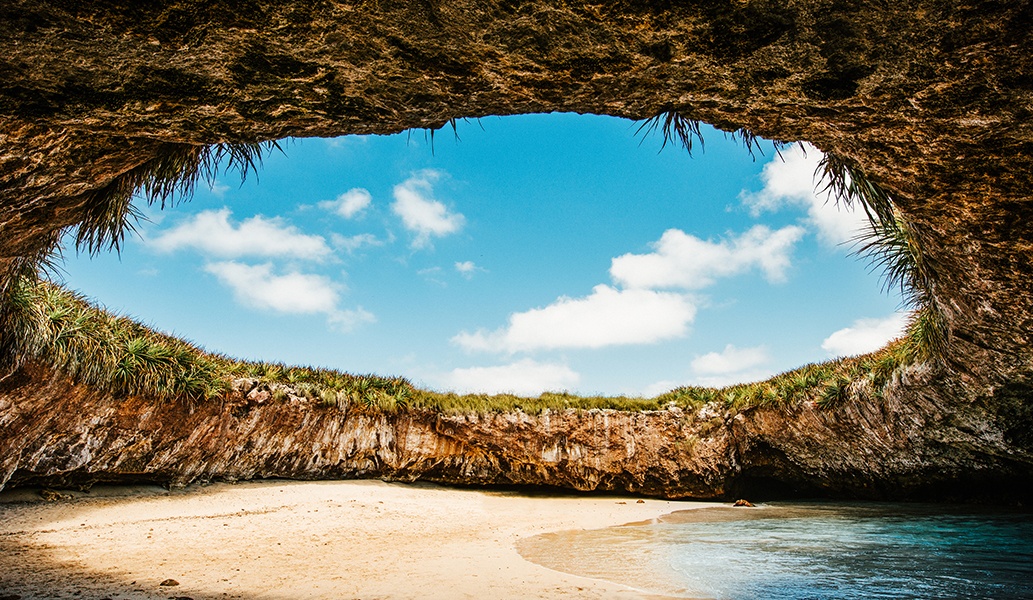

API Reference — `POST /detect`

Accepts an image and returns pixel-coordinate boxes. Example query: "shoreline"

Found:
[0,479,721,599]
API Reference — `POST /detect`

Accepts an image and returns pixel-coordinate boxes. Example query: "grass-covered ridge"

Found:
[1,275,925,415]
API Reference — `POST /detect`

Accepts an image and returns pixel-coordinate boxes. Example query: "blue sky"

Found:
[57,113,906,396]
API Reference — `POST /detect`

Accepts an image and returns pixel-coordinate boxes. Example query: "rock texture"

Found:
[3,362,1031,501]
[0,1,1032,498]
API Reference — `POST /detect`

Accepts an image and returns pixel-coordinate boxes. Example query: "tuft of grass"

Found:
[815,151,896,228]
[407,117,483,155]
[637,110,793,159]
[2,275,229,400]
[637,111,706,155]
[75,141,282,255]
[725,127,794,161]
[815,375,852,409]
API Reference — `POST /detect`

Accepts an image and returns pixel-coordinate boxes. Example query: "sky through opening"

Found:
[56,113,906,397]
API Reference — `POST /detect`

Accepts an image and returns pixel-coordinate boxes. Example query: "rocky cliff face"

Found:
[3,361,1030,501]
[1,0,1032,499]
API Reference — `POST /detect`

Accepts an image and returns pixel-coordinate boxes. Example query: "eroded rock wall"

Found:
[3,362,1030,500]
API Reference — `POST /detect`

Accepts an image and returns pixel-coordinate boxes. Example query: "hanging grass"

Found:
[75,141,282,255]
[636,110,706,155]
[637,109,793,159]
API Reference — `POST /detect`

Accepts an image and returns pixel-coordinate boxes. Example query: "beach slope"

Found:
[0,480,708,599]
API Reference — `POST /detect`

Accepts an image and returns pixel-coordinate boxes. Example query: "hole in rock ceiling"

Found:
[55,113,904,397]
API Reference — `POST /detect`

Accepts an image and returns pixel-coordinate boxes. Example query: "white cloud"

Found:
[691,344,769,375]
[690,369,779,389]
[441,359,580,396]
[641,345,774,393]
[148,208,331,260]
[455,261,484,279]
[324,136,369,150]
[821,312,910,357]
[204,261,340,313]
[739,143,870,247]
[207,181,230,198]
[391,170,465,248]
[610,225,805,290]
[327,308,377,332]
[203,261,373,331]
[739,143,821,213]
[453,285,696,353]
[331,233,384,254]
[320,188,372,219]
[641,380,682,398]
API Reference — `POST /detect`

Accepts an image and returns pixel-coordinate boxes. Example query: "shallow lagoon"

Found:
[518,502,1033,599]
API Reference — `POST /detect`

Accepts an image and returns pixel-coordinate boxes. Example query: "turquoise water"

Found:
[518,503,1033,599]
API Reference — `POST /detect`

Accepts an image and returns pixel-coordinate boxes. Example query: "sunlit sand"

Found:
[0,480,718,599]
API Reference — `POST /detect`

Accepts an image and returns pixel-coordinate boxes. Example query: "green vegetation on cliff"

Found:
[2,275,925,415]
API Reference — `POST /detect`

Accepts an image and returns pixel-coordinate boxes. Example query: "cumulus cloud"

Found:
[455,261,484,279]
[739,143,871,246]
[641,380,683,398]
[148,208,331,260]
[204,261,373,331]
[207,181,230,198]
[391,170,465,248]
[610,225,806,290]
[331,233,385,254]
[688,348,774,387]
[691,344,770,375]
[326,308,378,332]
[441,359,580,396]
[320,188,373,219]
[821,312,910,357]
[453,285,696,353]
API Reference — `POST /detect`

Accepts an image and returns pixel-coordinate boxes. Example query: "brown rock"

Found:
[39,489,72,502]
[159,579,179,587]
[1,360,1031,501]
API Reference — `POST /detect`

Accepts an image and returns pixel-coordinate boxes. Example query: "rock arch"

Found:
[0,0,1031,498]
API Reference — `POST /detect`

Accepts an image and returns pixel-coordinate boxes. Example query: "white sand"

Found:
[0,480,720,599]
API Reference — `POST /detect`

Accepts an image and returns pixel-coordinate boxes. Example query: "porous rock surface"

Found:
[0,0,1032,498]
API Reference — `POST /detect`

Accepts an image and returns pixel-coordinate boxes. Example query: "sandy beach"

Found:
[0,480,719,599]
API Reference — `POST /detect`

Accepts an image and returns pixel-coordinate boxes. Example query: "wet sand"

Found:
[0,480,719,599]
